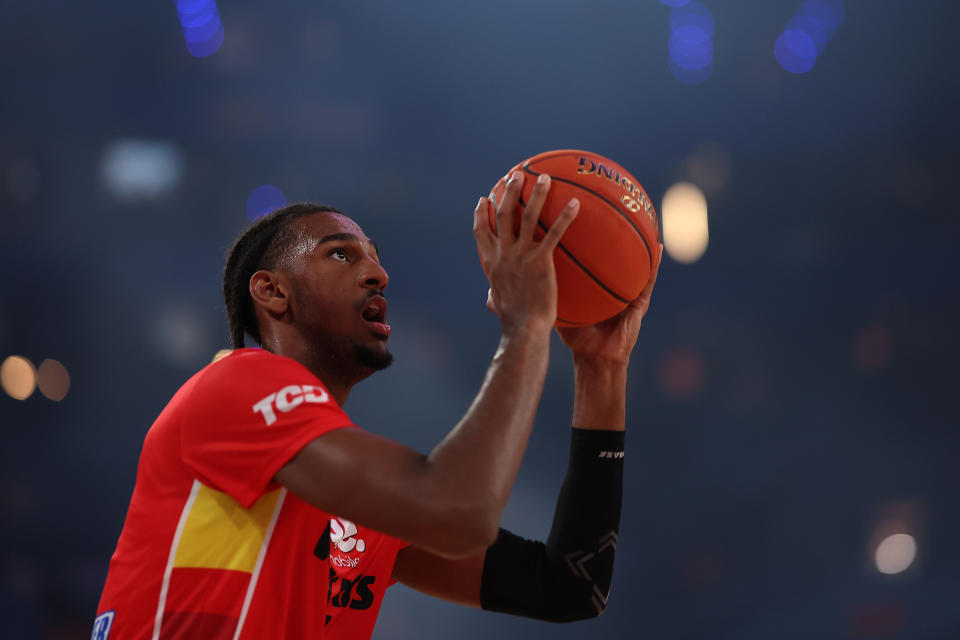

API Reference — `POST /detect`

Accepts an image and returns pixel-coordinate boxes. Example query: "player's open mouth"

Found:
[360,295,391,338]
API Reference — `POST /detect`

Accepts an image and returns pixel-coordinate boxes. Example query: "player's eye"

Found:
[330,248,348,261]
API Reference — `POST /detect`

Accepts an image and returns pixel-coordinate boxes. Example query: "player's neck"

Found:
[309,373,353,407]
[259,337,359,407]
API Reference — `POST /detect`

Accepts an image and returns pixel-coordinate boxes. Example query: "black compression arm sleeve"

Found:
[480,427,624,622]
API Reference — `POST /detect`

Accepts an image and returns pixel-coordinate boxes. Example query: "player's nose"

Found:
[359,256,389,291]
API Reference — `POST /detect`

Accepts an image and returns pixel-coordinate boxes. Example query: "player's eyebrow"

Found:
[318,233,380,260]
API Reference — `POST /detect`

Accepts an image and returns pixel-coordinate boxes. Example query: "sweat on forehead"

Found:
[301,211,367,240]
[283,211,371,264]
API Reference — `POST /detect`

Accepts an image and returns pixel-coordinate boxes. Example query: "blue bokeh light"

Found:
[669,2,714,37]
[775,30,817,74]
[174,0,223,58]
[783,30,817,60]
[182,17,221,43]
[669,34,712,70]
[178,4,217,29]
[671,24,711,45]
[787,14,828,53]
[667,1,714,84]
[246,185,287,221]
[185,25,224,58]
[775,0,843,74]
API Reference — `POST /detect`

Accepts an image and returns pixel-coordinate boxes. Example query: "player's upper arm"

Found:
[275,428,496,558]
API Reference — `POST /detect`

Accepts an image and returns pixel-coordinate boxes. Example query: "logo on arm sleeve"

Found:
[598,450,624,459]
[252,384,330,425]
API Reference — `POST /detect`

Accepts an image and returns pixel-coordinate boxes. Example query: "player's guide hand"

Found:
[557,253,660,367]
[473,170,579,337]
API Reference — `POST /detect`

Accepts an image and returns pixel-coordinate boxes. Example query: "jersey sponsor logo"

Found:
[91,611,114,640]
[328,570,376,610]
[252,384,330,425]
[330,517,366,553]
[330,553,360,568]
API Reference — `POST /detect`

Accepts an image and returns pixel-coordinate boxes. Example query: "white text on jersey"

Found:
[253,384,330,425]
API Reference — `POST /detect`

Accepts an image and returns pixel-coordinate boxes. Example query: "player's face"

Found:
[287,212,393,374]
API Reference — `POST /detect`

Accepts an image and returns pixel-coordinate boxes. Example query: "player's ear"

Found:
[250,270,290,315]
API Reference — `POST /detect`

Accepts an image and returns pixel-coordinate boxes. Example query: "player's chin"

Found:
[354,341,394,371]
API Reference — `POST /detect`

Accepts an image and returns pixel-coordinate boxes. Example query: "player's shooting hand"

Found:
[473,171,579,336]
[557,253,661,367]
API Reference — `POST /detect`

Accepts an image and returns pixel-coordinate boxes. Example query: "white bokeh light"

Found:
[101,139,183,200]
[661,182,709,264]
[1,355,37,401]
[875,533,917,575]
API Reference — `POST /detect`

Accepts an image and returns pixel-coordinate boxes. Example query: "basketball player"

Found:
[93,171,658,639]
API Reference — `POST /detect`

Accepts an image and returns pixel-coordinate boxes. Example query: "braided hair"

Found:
[222,202,341,348]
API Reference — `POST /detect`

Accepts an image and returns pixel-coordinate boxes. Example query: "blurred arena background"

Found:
[2,0,959,638]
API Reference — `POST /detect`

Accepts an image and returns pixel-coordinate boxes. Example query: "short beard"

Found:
[354,344,394,371]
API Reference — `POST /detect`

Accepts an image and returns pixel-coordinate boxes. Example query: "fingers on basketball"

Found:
[473,197,494,243]
[473,197,497,272]
[540,198,580,252]
[630,257,661,316]
[496,173,524,241]
[518,175,550,243]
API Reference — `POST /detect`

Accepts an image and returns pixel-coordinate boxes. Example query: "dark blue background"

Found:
[1,1,958,638]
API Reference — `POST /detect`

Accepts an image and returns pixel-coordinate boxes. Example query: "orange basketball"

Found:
[488,149,661,327]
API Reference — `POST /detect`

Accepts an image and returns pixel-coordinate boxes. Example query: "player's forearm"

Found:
[481,427,625,621]
[571,357,627,431]
[423,325,551,549]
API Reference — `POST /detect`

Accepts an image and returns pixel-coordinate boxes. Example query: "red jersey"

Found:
[323,517,406,639]
[95,348,354,639]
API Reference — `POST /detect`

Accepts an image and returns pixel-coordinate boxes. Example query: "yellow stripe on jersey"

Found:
[173,484,283,573]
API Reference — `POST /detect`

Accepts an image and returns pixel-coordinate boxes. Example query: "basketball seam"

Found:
[556,316,592,327]
[517,195,632,305]
[522,153,654,271]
